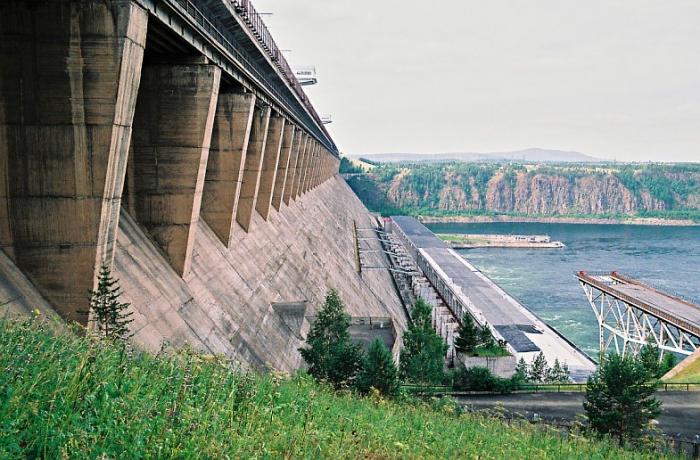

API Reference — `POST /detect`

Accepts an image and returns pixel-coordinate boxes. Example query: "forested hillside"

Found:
[345,162,700,221]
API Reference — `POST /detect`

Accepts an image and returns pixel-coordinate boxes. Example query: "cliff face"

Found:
[488,173,663,215]
[354,163,700,217]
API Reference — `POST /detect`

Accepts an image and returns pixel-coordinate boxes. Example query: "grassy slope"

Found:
[665,354,700,383]
[0,319,673,459]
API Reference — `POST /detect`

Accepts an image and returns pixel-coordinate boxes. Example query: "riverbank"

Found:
[418,215,699,226]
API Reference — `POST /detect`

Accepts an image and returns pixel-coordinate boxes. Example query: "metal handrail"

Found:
[167,0,335,153]
[230,0,332,143]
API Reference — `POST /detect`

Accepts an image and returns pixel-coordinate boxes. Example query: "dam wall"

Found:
[115,176,406,371]
[0,0,406,372]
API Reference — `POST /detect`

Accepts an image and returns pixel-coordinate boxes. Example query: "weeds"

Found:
[0,318,679,459]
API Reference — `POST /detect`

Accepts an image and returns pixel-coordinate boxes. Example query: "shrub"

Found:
[400,299,448,384]
[584,353,662,446]
[355,338,399,397]
[299,289,363,388]
[452,367,519,394]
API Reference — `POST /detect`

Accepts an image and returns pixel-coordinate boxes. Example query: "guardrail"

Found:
[402,382,700,395]
[162,0,335,153]
[230,0,332,145]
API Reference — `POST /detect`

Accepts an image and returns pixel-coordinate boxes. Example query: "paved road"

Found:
[458,392,700,439]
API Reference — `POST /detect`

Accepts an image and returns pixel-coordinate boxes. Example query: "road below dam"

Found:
[459,391,700,440]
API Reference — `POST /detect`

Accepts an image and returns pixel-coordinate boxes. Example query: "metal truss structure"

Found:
[578,273,700,359]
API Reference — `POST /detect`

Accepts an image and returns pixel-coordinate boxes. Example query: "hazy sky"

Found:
[255,1,700,162]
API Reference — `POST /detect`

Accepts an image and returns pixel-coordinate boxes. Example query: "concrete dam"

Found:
[0,0,406,372]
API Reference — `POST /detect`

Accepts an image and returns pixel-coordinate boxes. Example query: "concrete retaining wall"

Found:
[461,354,518,378]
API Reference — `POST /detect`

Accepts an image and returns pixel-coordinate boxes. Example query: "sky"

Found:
[254,1,700,162]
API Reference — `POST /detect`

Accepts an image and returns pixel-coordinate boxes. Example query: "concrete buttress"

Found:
[201,92,256,247]
[271,124,295,211]
[283,129,303,205]
[302,142,318,194]
[130,64,221,278]
[255,114,285,220]
[0,0,147,323]
[292,134,310,199]
[236,106,271,232]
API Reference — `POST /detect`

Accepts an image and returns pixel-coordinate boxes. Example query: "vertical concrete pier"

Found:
[282,129,303,205]
[130,63,221,278]
[0,0,147,323]
[292,134,310,199]
[255,114,285,220]
[201,92,256,246]
[271,124,296,211]
[236,106,271,232]
[303,142,319,194]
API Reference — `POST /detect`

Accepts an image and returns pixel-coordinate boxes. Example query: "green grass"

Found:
[0,319,678,459]
[664,353,700,383]
[471,345,511,357]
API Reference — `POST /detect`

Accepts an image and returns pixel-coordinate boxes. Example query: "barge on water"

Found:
[438,233,565,249]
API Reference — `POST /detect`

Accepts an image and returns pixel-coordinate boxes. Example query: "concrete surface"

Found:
[115,176,407,372]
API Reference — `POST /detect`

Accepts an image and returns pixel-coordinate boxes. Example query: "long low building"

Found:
[390,216,596,381]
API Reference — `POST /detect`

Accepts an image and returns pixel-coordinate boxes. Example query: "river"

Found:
[425,222,700,357]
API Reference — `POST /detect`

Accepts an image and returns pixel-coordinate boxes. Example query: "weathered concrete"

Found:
[302,142,318,194]
[292,135,310,199]
[115,176,407,372]
[255,115,285,220]
[272,301,309,340]
[130,64,221,278]
[236,106,271,232]
[271,124,295,211]
[460,354,518,378]
[0,249,61,320]
[0,0,147,323]
[282,129,303,205]
[201,92,256,247]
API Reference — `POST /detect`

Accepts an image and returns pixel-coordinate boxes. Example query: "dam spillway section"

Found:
[388,216,596,381]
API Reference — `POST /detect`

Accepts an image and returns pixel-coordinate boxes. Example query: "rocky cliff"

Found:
[348,163,700,218]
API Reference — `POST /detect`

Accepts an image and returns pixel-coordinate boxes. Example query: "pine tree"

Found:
[528,352,550,383]
[477,323,495,348]
[547,358,572,383]
[454,312,480,355]
[659,352,677,377]
[88,265,133,342]
[514,357,529,382]
[299,289,363,388]
[639,339,661,378]
[355,338,400,397]
[400,298,448,384]
[584,353,662,446]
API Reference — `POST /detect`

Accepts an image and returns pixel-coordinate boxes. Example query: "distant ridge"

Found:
[349,148,600,163]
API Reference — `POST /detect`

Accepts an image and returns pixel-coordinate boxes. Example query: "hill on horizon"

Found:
[348,148,600,163]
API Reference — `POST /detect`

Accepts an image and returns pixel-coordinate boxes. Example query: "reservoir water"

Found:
[425,222,700,357]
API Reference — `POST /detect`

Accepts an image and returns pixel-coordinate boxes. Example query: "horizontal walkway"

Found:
[391,216,596,380]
